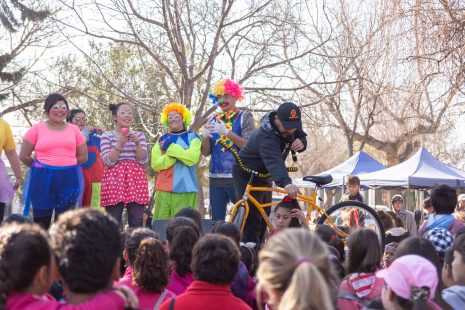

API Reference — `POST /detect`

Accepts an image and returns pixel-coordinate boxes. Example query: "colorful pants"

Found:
[153,191,197,220]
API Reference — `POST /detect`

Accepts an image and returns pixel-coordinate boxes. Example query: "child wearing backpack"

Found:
[338,228,383,309]
[418,185,464,237]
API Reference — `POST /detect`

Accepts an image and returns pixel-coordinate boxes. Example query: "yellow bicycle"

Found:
[220,140,385,246]
[227,171,385,247]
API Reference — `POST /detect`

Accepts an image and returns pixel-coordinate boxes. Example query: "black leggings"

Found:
[105,202,144,228]
[33,206,73,230]
[232,165,272,247]
[0,202,5,224]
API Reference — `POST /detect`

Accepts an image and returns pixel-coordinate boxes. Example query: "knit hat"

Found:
[423,228,454,253]
[458,194,465,202]
[376,254,438,301]
[391,194,404,204]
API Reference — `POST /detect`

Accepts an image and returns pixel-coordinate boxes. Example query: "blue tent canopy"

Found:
[294,151,385,188]
[358,148,465,189]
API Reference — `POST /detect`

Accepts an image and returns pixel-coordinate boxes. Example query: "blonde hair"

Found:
[257,229,336,310]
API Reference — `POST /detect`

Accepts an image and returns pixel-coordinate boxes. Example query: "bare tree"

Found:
[283,0,463,164]
[53,0,336,132]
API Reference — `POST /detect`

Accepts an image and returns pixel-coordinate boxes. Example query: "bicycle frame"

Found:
[230,182,349,239]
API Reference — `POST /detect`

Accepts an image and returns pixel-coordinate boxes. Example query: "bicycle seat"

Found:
[303,174,333,186]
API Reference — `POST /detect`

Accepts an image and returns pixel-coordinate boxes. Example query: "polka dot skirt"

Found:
[100,160,149,207]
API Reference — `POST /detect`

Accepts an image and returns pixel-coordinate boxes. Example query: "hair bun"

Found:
[108,104,117,112]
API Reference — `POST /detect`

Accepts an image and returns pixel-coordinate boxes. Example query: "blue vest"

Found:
[209,110,244,178]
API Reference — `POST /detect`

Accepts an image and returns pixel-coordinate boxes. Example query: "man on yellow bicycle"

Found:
[232,102,307,246]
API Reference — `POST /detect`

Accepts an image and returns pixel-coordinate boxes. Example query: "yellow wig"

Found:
[160,102,192,128]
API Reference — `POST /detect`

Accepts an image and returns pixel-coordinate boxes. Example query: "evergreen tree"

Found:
[0,0,50,100]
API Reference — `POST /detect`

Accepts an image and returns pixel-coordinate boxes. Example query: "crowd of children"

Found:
[2,86,465,309]
[0,182,465,310]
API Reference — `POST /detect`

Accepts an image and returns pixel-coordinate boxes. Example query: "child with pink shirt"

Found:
[116,228,174,310]
[338,228,384,309]
[0,223,135,310]
[164,217,200,295]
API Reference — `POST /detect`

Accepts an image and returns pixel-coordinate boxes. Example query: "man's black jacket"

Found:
[237,112,307,188]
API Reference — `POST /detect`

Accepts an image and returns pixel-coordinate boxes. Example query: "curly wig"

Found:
[208,79,244,106]
[160,102,192,128]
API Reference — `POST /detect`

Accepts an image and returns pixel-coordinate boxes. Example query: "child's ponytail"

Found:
[411,286,430,310]
[133,238,169,293]
[279,260,333,310]
[392,286,430,310]
[170,226,200,277]
[257,229,338,310]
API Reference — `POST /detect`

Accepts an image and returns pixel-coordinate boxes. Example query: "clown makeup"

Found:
[72,112,87,130]
[217,94,238,112]
[48,101,68,124]
[113,104,133,129]
[167,111,184,132]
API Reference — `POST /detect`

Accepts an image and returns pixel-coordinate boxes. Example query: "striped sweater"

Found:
[100,130,148,167]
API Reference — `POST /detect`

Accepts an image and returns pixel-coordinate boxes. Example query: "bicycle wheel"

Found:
[231,204,246,232]
[317,200,385,248]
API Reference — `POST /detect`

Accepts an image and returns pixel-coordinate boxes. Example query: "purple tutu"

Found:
[0,158,14,204]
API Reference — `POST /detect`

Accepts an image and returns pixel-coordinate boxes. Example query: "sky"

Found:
[2,0,465,170]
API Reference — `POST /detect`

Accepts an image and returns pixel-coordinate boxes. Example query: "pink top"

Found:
[116,267,174,310]
[23,122,85,166]
[6,291,124,310]
[166,270,195,295]
[337,273,384,310]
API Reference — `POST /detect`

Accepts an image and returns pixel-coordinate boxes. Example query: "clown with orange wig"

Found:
[151,102,201,219]
[201,78,255,221]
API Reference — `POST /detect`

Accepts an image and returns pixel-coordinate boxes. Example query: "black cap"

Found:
[276,102,302,129]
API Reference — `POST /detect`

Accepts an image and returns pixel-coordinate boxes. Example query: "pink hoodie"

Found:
[166,270,195,295]
[116,267,174,310]
[6,291,124,310]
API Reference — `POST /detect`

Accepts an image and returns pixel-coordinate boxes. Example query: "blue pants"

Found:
[210,185,237,221]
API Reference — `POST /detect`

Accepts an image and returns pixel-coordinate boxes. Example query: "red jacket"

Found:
[160,281,251,310]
